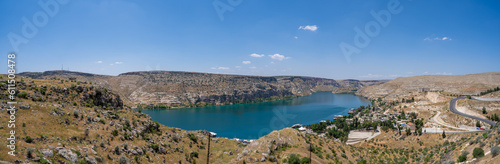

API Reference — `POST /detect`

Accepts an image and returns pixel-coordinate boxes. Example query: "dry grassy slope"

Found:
[356,72,500,100]
[0,75,245,163]
[19,71,384,107]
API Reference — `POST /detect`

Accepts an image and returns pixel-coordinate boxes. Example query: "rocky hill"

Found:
[19,71,384,108]
[356,72,500,100]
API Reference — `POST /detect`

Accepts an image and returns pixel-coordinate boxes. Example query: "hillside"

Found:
[19,71,383,108]
[356,72,500,100]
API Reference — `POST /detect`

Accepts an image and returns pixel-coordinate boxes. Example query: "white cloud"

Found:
[96,61,103,64]
[115,61,123,64]
[294,36,298,39]
[210,67,217,70]
[250,53,265,58]
[424,36,452,41]
[268,54,290,61]
[249,66,257,69]
[218,67,230,70]
[242,61,251,64]
[298,25,318,31]
[434,72,453,75]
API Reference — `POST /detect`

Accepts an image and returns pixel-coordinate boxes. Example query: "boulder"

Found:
[39,148,53,157]
[57,148,78,163]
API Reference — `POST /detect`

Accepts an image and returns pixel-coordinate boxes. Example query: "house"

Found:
[298,127,307,131]
[419,88,430,93]
[334,115,343,120]
[346,118,354,125]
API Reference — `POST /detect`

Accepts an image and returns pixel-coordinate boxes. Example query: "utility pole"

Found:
[207,133,211,164]
[309,143,312,164]
[307,132,312,164]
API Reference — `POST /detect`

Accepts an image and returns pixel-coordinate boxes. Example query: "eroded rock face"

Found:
[19,70,383,107]
[57,148,78,163]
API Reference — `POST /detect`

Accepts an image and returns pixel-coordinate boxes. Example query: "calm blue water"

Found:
[142,92,369,139]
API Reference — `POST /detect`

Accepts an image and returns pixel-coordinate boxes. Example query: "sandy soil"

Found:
[456,106,487,119]
[346,127,381,144]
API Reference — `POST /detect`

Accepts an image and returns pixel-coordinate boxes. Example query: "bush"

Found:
[190,151,199,158]
[473,147,484,158]
[17,92,28,98]
[288,154,301,164]
[300,157,311,164]
[25,136,33,143]
[188,133,198,143]
[457,155,467,162]
[491,146,500,157]
[27,148,35,158]
[73,111,79,118]
[99,118,106,124]
[112,130,119,136]
[150,143,159,152]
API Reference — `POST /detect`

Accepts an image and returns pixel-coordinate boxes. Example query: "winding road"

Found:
[449,96,496,126]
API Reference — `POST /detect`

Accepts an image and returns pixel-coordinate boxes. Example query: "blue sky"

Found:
[1,0,499,80]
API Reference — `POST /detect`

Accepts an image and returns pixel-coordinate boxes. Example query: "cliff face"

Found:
[19,71,382,107]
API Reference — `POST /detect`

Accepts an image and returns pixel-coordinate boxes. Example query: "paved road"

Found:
[449,96,496,126]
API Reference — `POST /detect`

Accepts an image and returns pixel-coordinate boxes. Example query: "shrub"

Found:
[288,154,301,164]
[99,118,106,124]
[25,136,33,143]
[112,130,119,136]
[472,147,484,158]
[190,151,199,158]
[188,133,198,143]
[457,155,467,162]
[27,148,35,158]
[150,143,159,152]
[491,146,500,157]
[17,92,28,99]
[73,111,79,118]
[300,157,311,164]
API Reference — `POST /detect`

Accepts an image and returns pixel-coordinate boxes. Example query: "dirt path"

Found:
[431,111,472,131]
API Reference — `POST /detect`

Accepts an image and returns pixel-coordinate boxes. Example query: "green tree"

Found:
[288,154,301,164]
[457,155,467,162]
[482,107,487,114]
[476,121,481,128]
[473,147,484,158]
[442,131,446,138]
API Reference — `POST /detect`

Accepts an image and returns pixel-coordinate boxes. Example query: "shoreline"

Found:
[134,91,361,110]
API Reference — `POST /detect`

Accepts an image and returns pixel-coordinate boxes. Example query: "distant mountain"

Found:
[19,70,384,107]
[356,72,500,100]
